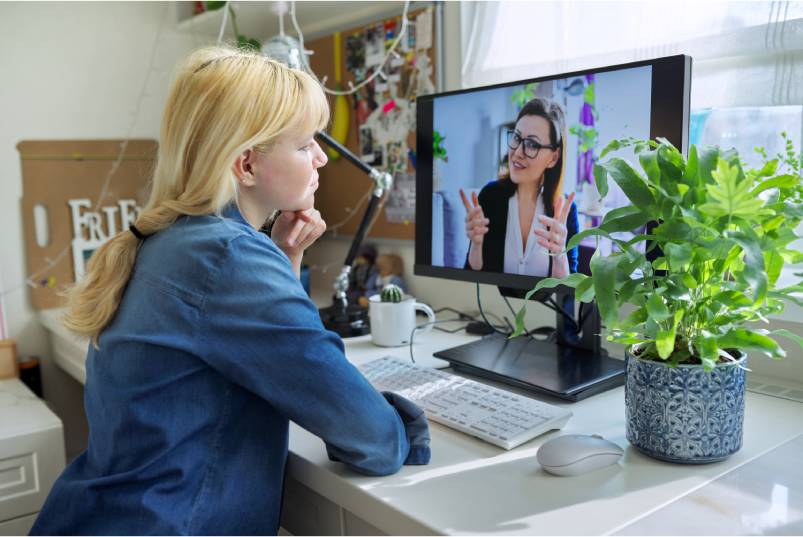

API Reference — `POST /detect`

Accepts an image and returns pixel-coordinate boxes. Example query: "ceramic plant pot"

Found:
[625,349,746,463]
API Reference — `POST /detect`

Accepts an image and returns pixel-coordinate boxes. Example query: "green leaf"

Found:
[729,225,768,304]
[665,242,693,271]
[693,335,720,372]
[646,293,671,321]
[699,158,764,218]
[751,174,800,196]
[599,206,651,233]
[709,290,753,310]
[656,310,683,359]
[590,252,621,329]
[656,144,684,195]
[602,158,657,209]
[749,159,779,180]
[656,330,675,359]
[205,1,227,10]
[575,277,596,303]
[771,329,803,349]
[718,329,785,359]
[681,272,698,288]
[684,145,700,187]
[764,250,784,287]
[513,273,589,336]
[600,139,624,159]
[565,227,642,256]
[697,145,721,184]
[593,163,609,198]
[639,150,661,185]
[620,307,647,329]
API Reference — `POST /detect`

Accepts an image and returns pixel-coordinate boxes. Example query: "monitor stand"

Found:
[433,290,625,402]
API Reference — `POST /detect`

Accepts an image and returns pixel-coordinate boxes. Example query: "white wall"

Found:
[0,1,203,457]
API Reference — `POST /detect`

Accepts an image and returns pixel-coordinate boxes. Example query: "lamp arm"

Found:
[315,131,393,195]
[314,130,394,310]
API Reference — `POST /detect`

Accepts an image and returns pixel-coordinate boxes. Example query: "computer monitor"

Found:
[415,55,691,401]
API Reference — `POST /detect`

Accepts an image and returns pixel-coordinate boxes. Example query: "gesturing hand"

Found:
[460,189,489,246]
[271,208,327,260]
[533,192,576,255]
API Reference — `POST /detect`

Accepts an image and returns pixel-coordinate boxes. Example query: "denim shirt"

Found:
[30,205,430,536]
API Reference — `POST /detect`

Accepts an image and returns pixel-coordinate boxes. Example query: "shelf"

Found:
[177,1,415,43]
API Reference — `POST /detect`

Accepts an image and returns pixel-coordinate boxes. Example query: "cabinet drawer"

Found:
[0,512,37,536]
[0,427,65,522]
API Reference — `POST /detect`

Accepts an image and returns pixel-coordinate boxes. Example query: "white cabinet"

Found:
[281,477,388,536]
[0,379,65,535]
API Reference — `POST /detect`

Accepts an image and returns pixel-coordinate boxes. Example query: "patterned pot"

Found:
[625,349,746,463]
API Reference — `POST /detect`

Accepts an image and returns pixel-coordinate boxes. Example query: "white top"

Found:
[504,192,550,276]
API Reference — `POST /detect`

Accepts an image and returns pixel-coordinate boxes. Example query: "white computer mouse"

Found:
[536,434,624,477]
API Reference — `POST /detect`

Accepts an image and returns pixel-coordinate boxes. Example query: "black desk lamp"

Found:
[314,130,393,337]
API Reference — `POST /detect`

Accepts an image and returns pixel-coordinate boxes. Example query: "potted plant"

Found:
[514,135,803,463]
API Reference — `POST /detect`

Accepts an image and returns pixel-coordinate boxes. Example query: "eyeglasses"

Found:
[506,131,558,159]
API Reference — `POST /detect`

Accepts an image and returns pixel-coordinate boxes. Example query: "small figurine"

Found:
[347,244,378,304]
[360,253,406,307]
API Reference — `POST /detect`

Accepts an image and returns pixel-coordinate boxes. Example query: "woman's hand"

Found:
[271,208,326,275]
[460,189,489,246]
[534,192,575,278]
[460,189,488,271]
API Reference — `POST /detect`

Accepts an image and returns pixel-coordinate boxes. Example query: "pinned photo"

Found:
[346,34,365,71]
[365,23,384,67]
[386,141,405,174]
[359,125,375,162]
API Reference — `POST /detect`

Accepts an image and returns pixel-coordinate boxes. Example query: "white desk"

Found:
[284,329,803,536]
[38,309,803,535]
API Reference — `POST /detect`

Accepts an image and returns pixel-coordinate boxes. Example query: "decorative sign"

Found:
[17,140,156,310]
[68,198,142,279]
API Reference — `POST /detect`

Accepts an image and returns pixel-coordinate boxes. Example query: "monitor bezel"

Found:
[414,54,691,293]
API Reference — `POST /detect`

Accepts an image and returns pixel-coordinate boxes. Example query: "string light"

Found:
[1,3,170,300]
[289,0,411,97]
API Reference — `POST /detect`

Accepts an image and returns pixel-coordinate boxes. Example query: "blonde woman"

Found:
[31,47,430,536]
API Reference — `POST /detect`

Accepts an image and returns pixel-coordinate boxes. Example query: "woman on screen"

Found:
[461,97,579,278]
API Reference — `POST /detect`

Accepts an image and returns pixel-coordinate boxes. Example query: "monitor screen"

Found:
[415,55,690,293]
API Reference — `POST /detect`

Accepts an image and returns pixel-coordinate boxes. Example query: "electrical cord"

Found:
[546,296,579,329]
[476,282,513,336]
[408,317,465,364]
[431,307,475,333]
[433,306,509,331]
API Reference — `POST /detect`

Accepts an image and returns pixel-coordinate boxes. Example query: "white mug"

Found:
[368,294,436,347]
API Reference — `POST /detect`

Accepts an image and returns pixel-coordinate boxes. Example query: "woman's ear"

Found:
[233,149,256,187]
[545,147,561,169]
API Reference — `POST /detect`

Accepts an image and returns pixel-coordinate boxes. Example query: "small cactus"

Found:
[380,284,404,303]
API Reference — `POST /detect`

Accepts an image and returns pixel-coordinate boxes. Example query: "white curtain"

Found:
[460,1,803,109]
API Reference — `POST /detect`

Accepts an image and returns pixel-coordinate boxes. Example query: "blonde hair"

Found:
[64,46,329,346]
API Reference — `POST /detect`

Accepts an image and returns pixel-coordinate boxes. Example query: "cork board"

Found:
[17,140,157,309]
[307,7,438,240]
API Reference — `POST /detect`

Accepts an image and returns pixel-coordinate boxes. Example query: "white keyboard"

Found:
[359,356,572,450]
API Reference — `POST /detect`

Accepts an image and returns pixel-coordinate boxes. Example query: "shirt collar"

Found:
[221,201,249,226]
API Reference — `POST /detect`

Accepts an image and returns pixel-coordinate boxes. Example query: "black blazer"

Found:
[464,180,580,275]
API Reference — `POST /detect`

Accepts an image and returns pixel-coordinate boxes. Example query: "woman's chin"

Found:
[297,194,315,211]
[509,170,539,185]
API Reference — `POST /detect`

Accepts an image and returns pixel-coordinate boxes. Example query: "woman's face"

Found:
[508,114,560,187]
[246,130,328,212]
